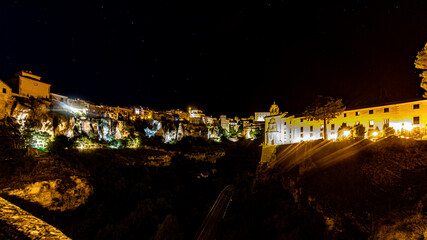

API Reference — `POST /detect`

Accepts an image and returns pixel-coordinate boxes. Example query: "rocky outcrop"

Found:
[0,197,71,239]
[5,176,93,212]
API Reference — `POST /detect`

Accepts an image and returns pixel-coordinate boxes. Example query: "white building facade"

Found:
[265,99,427,145]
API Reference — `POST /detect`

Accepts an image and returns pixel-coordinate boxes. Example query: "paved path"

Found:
[0,197,71,240]
[194,185,235,240]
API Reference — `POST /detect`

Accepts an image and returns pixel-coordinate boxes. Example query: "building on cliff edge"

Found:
[6,70,51,99]
[265,99,427,145]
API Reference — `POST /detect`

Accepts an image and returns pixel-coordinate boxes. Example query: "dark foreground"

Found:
[1,137,427,239]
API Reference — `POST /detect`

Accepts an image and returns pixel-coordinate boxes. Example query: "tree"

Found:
[353,124,366,139]
[47,135,73,154]
[0,117,25,157]
[303,96,346,140]
[415,42,427,97]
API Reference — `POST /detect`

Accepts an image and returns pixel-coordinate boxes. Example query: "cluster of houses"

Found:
[0,70,267,141]
[3,70,425,147]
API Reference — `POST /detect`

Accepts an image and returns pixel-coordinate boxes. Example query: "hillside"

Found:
[222,138,427,239]
[0,139,262,239]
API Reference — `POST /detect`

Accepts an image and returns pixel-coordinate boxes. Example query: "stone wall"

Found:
[0,197,71,239]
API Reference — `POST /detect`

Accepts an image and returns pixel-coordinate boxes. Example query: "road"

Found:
[193,184,235,240]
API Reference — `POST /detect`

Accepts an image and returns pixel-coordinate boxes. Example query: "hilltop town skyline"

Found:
[1,1,427,117]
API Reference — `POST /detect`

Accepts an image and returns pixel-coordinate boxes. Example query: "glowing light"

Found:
[343,130,351,137]
[372,131,379,137]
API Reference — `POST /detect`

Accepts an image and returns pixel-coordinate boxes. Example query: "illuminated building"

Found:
[6,70,51,99]
[189,108,205,124]
[255,112,270,122]
[220,115,229,130]
[265,99,427,145]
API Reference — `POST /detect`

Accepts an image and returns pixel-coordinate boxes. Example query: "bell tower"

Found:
[269,101,279,115]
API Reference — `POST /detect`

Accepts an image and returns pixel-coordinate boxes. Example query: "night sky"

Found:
[1,0,427,117]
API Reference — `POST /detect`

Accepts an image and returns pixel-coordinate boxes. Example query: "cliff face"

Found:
[9,98,132,143]
[9,98,219,146]
[256,138,427,239]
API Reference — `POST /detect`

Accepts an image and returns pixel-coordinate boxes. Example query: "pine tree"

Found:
[415,42,427,97]
[303,96,346,140]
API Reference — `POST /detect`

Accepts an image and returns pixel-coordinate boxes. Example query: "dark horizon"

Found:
[1,0,427,117]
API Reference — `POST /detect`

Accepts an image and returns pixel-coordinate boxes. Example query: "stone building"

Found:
[6,70,51,99]
[265,98,427,145]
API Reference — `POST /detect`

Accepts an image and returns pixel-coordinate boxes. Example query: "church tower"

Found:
[269,101,279,115]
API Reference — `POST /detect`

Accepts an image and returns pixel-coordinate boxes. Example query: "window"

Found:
[343,113,347,117]
[369,120,374,128]
[369,109,373,114]
[342,122,347,127]
[310,126,313,132]
[384,108,389,113]
[284,122,286,125]
[356,121,360,125]
[320,133,323,137]
[2,88,6,94]
[355,111,360,116]
[300,134,304,138]
[331,124,335,130]
[320,125,324,131]
[310,133,313,137]
[414,116,420,125]
[300,127,304,132]
[413,104,420,109]
[300,118,303,122]
[331,132,335,135]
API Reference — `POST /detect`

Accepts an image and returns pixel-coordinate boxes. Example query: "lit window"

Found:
[310,133,313,137]
[369,120,374,127]
[356,121,360,125]
[413,104,420,109]
[384,108,389,113]
[331,124,335,130]
[300,134,303,138]
[320,132,323,137]
[369,109,373,114]
[355,111,360,116]
[320,125,324,131]
[414,116,420,125]
[384,119,389,125]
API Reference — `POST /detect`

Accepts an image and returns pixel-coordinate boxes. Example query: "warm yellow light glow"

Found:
[343,130,351,137]
[372,131,379,137]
